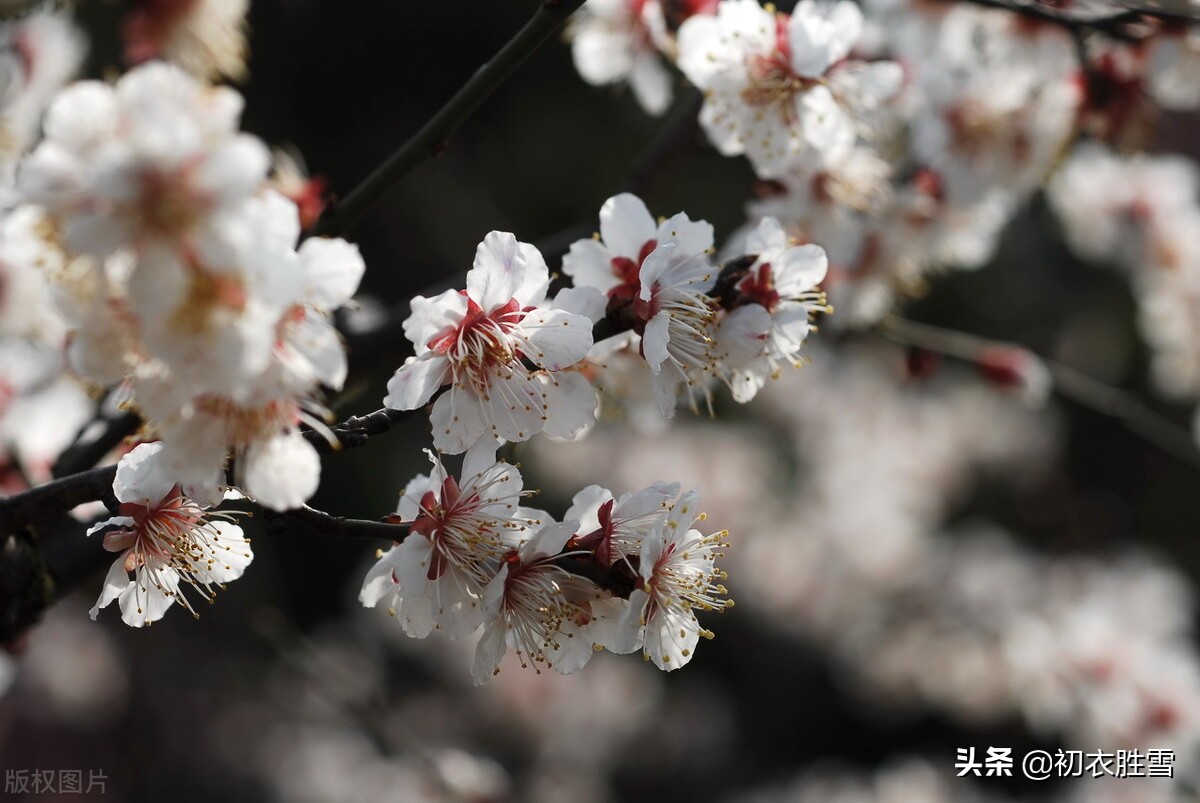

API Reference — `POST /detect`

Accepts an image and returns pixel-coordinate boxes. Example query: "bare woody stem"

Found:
[311,0,589,238]
[878,315,1200,471]
[262,506,408,541]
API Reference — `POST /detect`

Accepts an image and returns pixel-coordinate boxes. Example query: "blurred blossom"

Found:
[10,606,128,726]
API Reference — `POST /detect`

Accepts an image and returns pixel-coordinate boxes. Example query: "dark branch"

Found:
[262,505,409,542]
[52,410,142,479]
[878,315,1200,472]
[311,0,589,237]
[0,466,118,538]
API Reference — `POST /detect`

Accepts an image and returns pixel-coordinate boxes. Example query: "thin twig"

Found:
[262,505,408,542]
[879,316,1200,471]
[311,0,588,238]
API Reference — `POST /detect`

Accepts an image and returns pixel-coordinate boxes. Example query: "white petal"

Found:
[553,285,607,324]
[118,565,179,627]
[298,237,366,310]
[468,231,548,310]
[772,243,828,295]
[359,546,402,609]
[629,54,673,116]
[599,193,657,259]
[472,617,508,686]
[113,442,173,506]
[522,308,594,370]
[541,371,599,440]
[191,520,253,584]
[641,313,671,374]
[385,355,449,411]
[403,289,468,355]
[89,558,130,620]
[565,485,614,534]
[430,386,489,455]
[242,431,320,511]
[561,238,622,293]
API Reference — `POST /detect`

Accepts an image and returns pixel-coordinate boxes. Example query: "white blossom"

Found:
[360,438,540,639]
[88,442,252,628]
[385,231,596,453]
[608,489,732,669]
[676,0,902,178]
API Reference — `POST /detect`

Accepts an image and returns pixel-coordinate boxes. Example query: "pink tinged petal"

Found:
[726,357,770,403]
[696,93,749,158]
[89,558,131,621]
[637,242,678,303]
[192,134,271,206]
[298,237,365,310]
[650,367,684,418]
[523,521,579,562]
[644,607,701,670]
[430,386,489,455]
[641,313,672,374]
[522,308,594,370]
[472,616,509,686]
[395,473,434,521]
[789,0,861,78]
[87,516,136,539]
[432,568,486,638]
[403,290,468,355]
[43,81,119,147]
[157,417,229,493]
[746,217,790,254]
[191,521,252,584]
[829,60,903,113]
[385,355,449,411]
[359,546,403,608]
[599,193,657,259]
[718,304,772,366]
[113,442,173,506]
[242,432,321,511]
[476,373,546,444]
[547,616,597,675]
[118,565,180,627]
[598,590,647,654]
[461,436,503,485]
[541,371,599,440]
[553,285,607,324]
[798,86,855,156]
[616,482,680,520]
[769,301,815,357]
[561,237,623,293]
[513,242,551,308]
[773,243,828,294]
[279,312,347,390]
[572,25,635,85]
[468,231,539,311]
[655,213,715,259]
[629,54,673,116]
[566,485,614,534]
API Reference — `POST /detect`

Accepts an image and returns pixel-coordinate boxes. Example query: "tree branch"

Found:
[262,505,409,542]
[878,315,1200,471]
[311,0,589,238]
[51,410,142,479]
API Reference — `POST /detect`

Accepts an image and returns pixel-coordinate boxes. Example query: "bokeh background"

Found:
[3,1,1200,801]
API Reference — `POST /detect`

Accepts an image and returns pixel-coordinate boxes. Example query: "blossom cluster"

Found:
[568,0,1200,330]
[385,192,828,438]
[1050,144,1200,441]
[17,60,364,511]
[359,438,731,684]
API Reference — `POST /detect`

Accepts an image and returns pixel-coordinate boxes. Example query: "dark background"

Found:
[3,1,1200,801]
